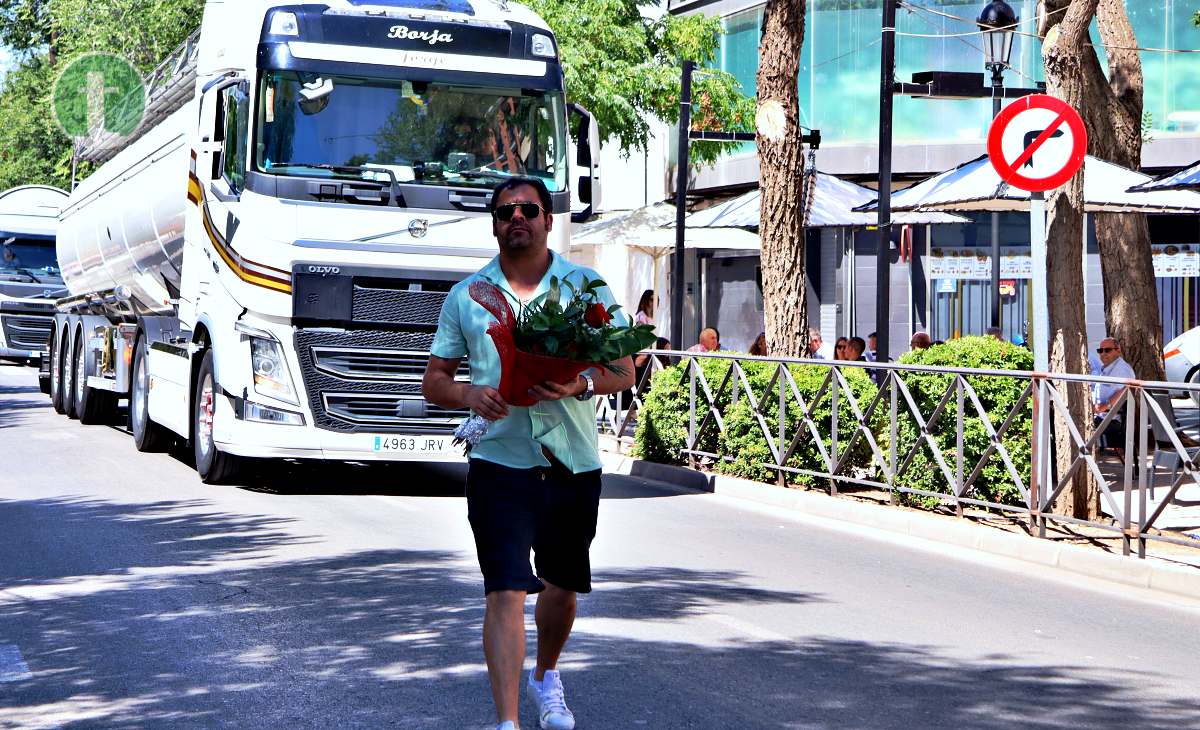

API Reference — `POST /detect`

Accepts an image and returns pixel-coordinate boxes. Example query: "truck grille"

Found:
[352,285,448,328]
[311,346,469,382]
[323,393,464,429]
[1,314,53,351]
[295,328,469,434]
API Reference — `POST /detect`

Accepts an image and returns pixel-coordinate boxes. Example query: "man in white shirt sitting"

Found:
[1092,337,1136,453]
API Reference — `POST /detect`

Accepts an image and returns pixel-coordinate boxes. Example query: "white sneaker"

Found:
[526,669,576,730]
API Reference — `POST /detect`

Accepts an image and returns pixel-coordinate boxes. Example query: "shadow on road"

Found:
[0,395,48,430]
[0,496,1197,728]
[184,457,695,502]
[0,384,40,395]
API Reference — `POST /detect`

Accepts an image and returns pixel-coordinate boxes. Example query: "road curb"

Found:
[599,445,1200,602]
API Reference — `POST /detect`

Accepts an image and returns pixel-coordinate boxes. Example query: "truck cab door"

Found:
[568,103,601,223]
[186,78,250,311]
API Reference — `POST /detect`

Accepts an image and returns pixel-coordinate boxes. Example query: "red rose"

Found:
[584,302,612,328]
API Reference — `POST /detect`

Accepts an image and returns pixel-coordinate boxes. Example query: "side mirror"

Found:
[567,102,601,223]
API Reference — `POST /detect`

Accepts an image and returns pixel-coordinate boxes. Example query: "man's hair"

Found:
[868,331,877,339]
[702,327,720,341]
[808,327,822,339]
[1101,336,1121,347]
[848,336,866,354]
[490,177,553,216]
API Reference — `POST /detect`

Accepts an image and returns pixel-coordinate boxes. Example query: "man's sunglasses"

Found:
[1096,347,1117,354]
[493,202,545,222]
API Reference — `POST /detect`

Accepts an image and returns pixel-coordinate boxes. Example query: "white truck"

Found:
[48,0,600,482]
[0,186,68,384]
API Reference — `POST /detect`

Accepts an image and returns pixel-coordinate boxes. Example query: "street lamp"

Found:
[977,0,1018,86]
[977,0,1018,331]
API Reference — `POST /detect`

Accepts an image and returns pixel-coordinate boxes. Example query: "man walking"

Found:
[423,177,634,730]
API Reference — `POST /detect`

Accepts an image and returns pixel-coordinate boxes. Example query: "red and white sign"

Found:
[986,94,1087,193]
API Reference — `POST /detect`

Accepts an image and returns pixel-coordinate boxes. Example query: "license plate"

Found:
[371,434,455,454]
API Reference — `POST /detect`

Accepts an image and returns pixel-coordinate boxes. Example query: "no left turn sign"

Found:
[987,94,1087,193]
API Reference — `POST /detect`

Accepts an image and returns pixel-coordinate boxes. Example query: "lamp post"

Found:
[977,0,1018,331]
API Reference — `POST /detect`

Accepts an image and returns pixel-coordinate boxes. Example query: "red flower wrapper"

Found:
[469,280,594,407]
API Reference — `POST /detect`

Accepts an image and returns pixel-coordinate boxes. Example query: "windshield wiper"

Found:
[0,268,41,283]
[16,267,44,284]
[455,167,519,181]
[269,161,406,207]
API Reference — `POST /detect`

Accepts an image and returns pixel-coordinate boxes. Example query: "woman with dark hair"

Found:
[634,289,655,328]
[749,332,768,356]
[833,336,849,360]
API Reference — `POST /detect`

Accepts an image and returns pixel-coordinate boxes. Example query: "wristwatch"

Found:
[575,373,595,401]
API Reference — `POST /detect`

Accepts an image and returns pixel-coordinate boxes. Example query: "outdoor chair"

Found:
[1148,392,1200,499]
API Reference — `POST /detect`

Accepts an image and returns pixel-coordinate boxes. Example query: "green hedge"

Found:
[634,355,882,486]
[893,337,1032,506]
[633,337,1031,507]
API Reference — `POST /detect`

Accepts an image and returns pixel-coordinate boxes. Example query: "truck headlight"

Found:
[530,33,555,58]
[268,10,300,37]
[250,336,299,405]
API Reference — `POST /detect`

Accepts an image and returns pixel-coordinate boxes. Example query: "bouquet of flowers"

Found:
[453,274,656,449]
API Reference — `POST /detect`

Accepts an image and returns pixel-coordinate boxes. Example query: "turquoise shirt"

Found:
[430,251,625,474]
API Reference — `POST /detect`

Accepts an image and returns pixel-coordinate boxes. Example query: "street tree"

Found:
[0,58,71,189]
[0,0,53,60]
[525,0,753,164]
[1039,0,1100,519]
[755,0,807,357]
[0,0,203,190]
[1043,0,1162,383]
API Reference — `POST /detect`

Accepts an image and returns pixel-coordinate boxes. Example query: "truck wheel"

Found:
[62,328,79,419]
[50,328,66,414]
[193,349,243,484]
[130,336,171,452]
[77,338,115,425]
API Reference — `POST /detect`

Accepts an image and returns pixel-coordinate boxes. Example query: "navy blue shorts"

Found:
[466,457,603,595]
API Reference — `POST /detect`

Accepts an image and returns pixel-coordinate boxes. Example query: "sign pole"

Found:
[1029,190,1048,372]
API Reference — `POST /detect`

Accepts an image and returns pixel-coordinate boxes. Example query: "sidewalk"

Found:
[599,436,1200,602]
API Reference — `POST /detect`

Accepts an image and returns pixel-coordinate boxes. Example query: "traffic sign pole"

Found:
[1030,191,1048,372]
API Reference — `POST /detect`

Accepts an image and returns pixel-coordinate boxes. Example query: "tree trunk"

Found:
[1090,0,1164,381]
[1041,0,1100,520]
[756,0,807,358]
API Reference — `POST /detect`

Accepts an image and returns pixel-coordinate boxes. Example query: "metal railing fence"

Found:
[595,350,1200,560]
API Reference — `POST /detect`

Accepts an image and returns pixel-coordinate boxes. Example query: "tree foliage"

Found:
[0,0,204,190]
[524,0,753,162]
[0,0,51,55]
[0,57,71,189]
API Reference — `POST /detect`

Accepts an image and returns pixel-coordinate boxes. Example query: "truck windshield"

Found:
[256,70,568,192]
[0,237,60,282]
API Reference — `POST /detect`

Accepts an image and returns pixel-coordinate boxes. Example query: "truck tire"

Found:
[49,327,66,414]
[76,337,116,425]
[130,336,171,452]
[193,349,243,484]
[62,328,79,419]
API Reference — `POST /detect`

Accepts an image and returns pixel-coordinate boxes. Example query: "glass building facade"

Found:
[711,0,1200,150]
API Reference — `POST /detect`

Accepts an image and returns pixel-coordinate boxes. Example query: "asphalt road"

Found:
[1,361,1198,729]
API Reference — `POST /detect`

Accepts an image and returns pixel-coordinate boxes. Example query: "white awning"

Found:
[1128,158,1200,193]
[686,172,967,229]
[572,203,760,252]
[857,154,1200,214]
